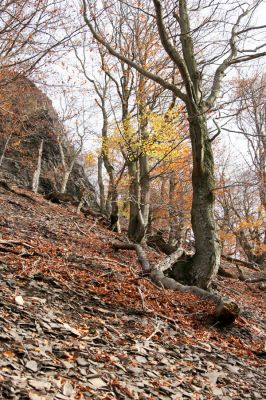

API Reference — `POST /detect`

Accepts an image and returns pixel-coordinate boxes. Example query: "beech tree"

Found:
[77,4,177,241]
[82,0,266,288]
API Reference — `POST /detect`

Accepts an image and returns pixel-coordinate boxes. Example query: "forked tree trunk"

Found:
[189,111,221,289]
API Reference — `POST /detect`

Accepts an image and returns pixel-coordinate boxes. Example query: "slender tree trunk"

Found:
[189,111,221,289]
[102,154,120,232]
[100,95,121,231]
[97,154,106,213]
[168,172,184,247]
[138,98,150,230]
[110,184,121,232]
[128,160,145,242]
[60,169,72,194]
[32,139,44,193]
[139,153,150,228]
[58,140,80,194]
[106,183,112,215]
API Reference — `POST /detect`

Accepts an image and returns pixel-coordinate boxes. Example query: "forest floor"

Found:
[0,184,265,400]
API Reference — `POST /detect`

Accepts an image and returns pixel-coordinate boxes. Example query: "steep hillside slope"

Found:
[0,184,265,399]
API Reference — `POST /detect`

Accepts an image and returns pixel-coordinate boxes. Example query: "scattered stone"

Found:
[62,382,74,397]
[29,380,51,391]
[76,357,89,366]
[135,355,147,364]
[88,377,107,389]
[0,193,265,400]
[15,295,24,306]
[26,360,38,372]
[29,393,45,400]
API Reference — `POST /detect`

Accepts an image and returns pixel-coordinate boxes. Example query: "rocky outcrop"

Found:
[0,73,97,205]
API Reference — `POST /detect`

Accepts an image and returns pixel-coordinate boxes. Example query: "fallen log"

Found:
[245,276,266,283]
[235,265,266,283]
[113,241,240,325]
[222,255,260,270]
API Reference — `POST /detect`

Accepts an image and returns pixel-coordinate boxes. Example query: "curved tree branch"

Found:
[82,0,187,103]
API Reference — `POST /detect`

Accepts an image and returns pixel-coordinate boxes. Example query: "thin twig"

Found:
[138,286,149,311]
[73,221,86,235]
[146,321,161,342]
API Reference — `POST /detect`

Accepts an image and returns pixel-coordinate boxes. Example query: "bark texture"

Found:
[189,112,221,289]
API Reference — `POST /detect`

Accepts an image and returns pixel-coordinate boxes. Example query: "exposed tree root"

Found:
[113,242,151,273]
[113,241,240,325]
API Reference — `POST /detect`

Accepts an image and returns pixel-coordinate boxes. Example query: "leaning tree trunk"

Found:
[189,111,221,289]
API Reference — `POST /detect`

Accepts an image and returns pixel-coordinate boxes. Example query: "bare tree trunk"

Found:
[128,160,145,242]
[97,154,106,213]
[189,112,221,289]
[106,183,112,215]
[126,77,150,243]
[60,169,72,194]
[100,94,121,231]
[32,139,44,193]
[109,182,120,232]
[138,98,150,230]
[139,153,150,228]
[102,156,120,232]
[168,173,185,247]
